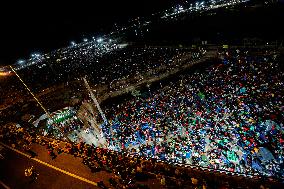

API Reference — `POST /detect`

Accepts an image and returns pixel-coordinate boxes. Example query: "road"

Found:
[0,142,162,189]
[0,144,105,189]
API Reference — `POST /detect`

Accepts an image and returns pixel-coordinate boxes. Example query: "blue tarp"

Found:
[141,123,149,130]
[252,159,263,172]
[186,152,191,159]
[240,87,246,94]
[257,147,275,162]
[112,123,120,130]
[223,59,229,65]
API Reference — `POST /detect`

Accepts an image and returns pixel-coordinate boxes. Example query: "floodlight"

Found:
[17,60,25,64]
[97,38,103,43]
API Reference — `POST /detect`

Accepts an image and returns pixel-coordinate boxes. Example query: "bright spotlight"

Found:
[97,38,103,43]
[31,53,41,58]
[17,60,25,64]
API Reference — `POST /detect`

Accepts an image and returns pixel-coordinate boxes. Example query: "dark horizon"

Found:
[0,0,283,66]
[0,0,175,65]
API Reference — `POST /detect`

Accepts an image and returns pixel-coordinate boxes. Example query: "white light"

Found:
[31,53,41,58]
[83,38,88,42]
[97,38,103,43]
[17,60,25,64]
[71,41,76,46]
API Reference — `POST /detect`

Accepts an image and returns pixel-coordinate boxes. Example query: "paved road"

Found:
[0,143,162,189]
[0,145,102,189]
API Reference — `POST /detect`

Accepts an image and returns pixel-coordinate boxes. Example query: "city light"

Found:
[71,41,76,46]
[12,0,251,69]
[161,0,250,19]
[17,60,25,64]
[0,66,12,77]
[178,5,184,11]
[0,72,11,76]
[31,53,41,58]
[97,38,103,43]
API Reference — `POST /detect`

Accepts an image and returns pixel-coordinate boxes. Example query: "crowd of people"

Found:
[100,49,284,180]
[45,107,84,139]
[0,46,202,122]
[0,122,276,188]
[1,45,283,188]
[14,46,201,93]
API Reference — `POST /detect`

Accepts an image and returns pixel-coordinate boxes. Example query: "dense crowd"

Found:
[1,45,283,187]
[45,107,84,139]
[101,49,284,180]
[0,46,201,117]
[16,47,201,92]
[0,122,277,189]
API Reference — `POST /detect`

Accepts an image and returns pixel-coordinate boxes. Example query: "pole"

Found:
[83,77,108,125]
[9,65,50,116]
[9,65,72,143]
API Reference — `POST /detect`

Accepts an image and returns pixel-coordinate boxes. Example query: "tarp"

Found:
[240,87,246,94]
[198,92,205,100]
[252,158,263,171]
[257,147,275,162]
[227,151,238,163]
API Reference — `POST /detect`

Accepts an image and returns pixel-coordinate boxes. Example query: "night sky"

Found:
[0,0,283,66]
[0,0,175,65]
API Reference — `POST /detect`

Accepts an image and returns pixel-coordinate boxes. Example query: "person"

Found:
[160,175,166,187]
[191,177,198,185]
[97,181,107,189]
[24,145,37,158]
[25,166,39,182]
